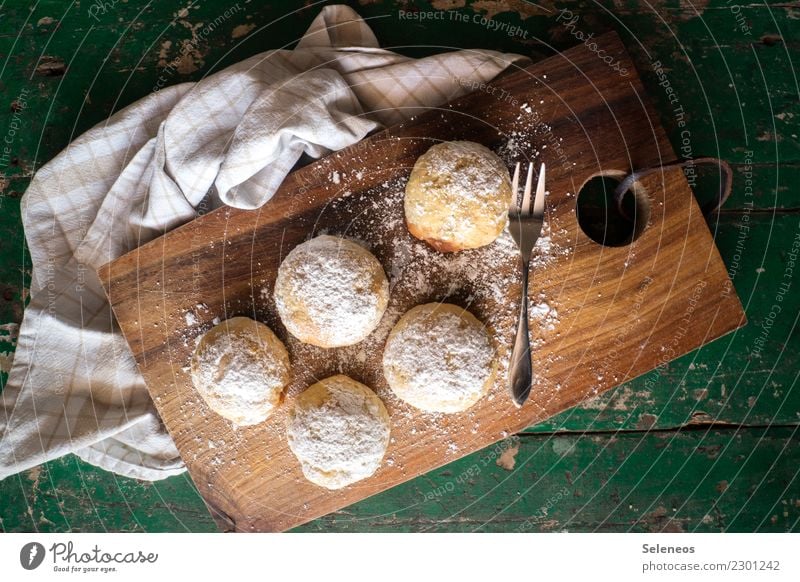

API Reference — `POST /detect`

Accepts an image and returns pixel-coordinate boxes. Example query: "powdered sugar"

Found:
[383,304,495,413]
[287,375,390,489]
[530,296,559,333]
[498,102,568,174]
[295,167,568,402]
[531,220,570,269]
[187,134,572,479]
[273,235,389,348]
[190,317,290,426]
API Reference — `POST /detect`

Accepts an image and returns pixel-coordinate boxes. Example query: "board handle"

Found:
[613,157,733,219]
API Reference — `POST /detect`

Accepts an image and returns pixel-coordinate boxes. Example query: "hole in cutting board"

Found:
[575,174,649,247]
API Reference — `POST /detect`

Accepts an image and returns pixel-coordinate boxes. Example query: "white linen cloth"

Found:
[0,5,528,481]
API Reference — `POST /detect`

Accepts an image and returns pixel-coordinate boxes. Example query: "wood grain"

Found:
[98,33,745,532]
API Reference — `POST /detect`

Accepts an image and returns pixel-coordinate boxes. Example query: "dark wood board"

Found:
[98,32,745,532]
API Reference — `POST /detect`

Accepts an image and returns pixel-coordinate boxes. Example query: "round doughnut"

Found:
[404,141,512,252]
[274,235,389,348]
[190,316,290,426]
[382,303,496,413]
[287,374,391,489]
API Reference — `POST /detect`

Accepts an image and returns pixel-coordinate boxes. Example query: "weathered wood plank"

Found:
[0,177,29,387]
[4,427,796,532]
[296,427,800,533]
[0,454,216,533]
[0,1,798,178]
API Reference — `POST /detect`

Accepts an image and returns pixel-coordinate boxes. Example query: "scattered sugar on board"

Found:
[290,164,568,449]
[176,129,571,476]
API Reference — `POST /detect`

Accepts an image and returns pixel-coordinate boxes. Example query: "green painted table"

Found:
[1,0,797,533]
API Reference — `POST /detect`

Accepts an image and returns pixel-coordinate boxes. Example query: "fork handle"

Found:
[509,259,532,406]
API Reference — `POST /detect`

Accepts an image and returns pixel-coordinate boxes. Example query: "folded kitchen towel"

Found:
[0,5,528,481]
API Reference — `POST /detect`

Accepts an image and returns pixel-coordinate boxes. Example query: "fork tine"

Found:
[509,162,521,211]
[508,162,519,212]
[533,162,546,217]
[521,162,534,215]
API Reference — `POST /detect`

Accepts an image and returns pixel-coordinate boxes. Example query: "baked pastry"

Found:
[287,374,391,489]
[404,141,512,252]
[382,303,496,413]
[274,235,389,348]
[190,316,290,426]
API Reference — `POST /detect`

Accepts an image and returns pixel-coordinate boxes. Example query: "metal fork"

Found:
[507,162,546,407]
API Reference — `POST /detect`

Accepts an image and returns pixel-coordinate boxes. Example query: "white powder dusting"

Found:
[529,292,560,349]
[530,221,571,269]
[309,164,570,401]
[274,235,389,348]
[383,304,495,413]
[414,141,506,201]
[190,317,290,426]
[287,375,390,490]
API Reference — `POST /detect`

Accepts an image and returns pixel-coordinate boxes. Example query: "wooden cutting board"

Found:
[98,32,745,532]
